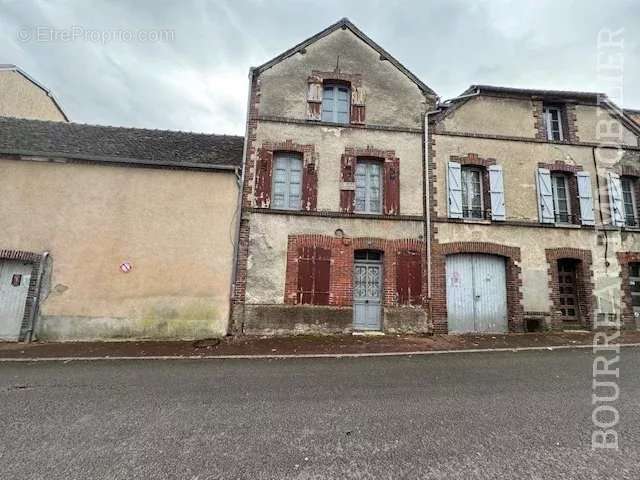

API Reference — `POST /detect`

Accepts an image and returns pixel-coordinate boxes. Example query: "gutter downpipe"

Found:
[228,67,255,336]
[26,251,49,342]
[424,88,480,304]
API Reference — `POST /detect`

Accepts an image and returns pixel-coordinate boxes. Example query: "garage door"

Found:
[446,254,507,333]
[0,260,32,341]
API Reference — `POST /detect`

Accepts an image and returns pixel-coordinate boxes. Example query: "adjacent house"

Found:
[231,18,437,334]
[0,117,243,341]
[0,64,68,121]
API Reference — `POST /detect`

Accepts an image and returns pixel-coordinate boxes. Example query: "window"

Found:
[621,177,638,226]
[355,160,382,214]
[543,106,564,141]
[461,167,483,219]
[552,173,571,223]
[272,153,302,210]
[321,84,350,124]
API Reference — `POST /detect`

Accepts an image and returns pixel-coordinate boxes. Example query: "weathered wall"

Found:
[258,28,428,129]
[574,104,638,146]
[0,71,66,121]
[0,158,238,340]
[440,96,537,137]
[433,134,598,220]
[255,122,424,214]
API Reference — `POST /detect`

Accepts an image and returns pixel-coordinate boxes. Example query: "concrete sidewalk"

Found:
[1,330,638,360]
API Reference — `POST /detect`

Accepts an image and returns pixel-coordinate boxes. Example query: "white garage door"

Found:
[446,254,507,333]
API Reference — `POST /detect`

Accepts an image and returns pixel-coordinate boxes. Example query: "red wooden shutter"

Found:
[396,250,422,305]
[254,149,273,208]
[383,157,400,215]
[350,86,366,124]
[340,154,356,213]
[297,245,331,305]
[302,162,318,211]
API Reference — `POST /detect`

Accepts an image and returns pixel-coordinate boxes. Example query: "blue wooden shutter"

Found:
[536,168,555,223]
[488,165,506,221]
[577,171,595,225]
[447,161,463,219]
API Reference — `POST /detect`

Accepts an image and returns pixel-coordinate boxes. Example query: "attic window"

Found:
[543,105,565,141]
[321,83,350,124]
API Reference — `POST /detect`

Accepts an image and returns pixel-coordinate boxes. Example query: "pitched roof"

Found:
[0,116,244,170]
[0,64,69,121]
[467,84,603,101]
[255,17,437,98]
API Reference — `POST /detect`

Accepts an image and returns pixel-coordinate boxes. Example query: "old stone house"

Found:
[430,85,640,333]
[0,117,243,341]
[231,18,437,334]
[0,64,68,121]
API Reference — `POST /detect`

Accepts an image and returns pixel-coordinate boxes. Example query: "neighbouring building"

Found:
[231,18,438,334]
[430,86,640,333]
[0,64,68,121]
[0,117,243,341]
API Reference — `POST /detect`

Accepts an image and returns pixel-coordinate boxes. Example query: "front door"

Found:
[353,251,382,331]
[446,254,508,333]
[0,260,32,341]
[558,259,580,323]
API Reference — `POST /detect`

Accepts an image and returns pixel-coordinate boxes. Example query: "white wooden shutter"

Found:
[488,165,506,221]
[447,161,462,219]
[608,172,624,226]
[536,168,555,223]
[577,171,595,225]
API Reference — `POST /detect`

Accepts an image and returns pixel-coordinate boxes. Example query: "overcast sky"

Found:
[2,0,639,135]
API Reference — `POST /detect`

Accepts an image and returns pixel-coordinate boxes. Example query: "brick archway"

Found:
[0,249,45,341]
[616,252,640,329]
[545,248,593,329]
[431,242,523,334]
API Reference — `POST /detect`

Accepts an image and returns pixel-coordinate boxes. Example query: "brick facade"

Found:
[545,248,594,329]
[430,242,524,334]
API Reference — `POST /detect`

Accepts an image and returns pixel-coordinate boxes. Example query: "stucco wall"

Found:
[433,134,599,220]
[255,122,424,215]
[440,96,537,137]
[245,213,422,304]
[575,104,638,146]
[0,158,238,340]
[0,71,66,121]
[258,28,428,129]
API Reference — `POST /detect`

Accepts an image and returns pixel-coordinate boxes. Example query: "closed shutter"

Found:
[488,165,506,221]
[536,168,555,223]
[383,158,400,215]
[577,171,595,225]
[254,149,273,208]
[340,154,356,213]
[350,86,366,124]
[396,250,422,305]
[296,246,330,305]
[306,79,322,121]
[447,161,463,218]
[608,172,625,226]
[301,161,317,211]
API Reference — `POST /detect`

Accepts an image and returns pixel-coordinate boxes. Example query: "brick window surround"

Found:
[538,160,583,225]
[533,100,579,142]
[545,248,593,329]
[253,140,317,210]
[450,153,497,219]
[284,234,423,307]
[616,252,640,328]
[0,249,45,341]
[306,70,366,124]
[430,242,524,334]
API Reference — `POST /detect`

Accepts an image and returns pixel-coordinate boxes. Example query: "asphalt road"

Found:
[1,349,639,480]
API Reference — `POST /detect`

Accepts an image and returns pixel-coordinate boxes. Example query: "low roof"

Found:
[467,84,603,101]
[255,18,437,98]
[0,64,69,121]
[0,116,244,170]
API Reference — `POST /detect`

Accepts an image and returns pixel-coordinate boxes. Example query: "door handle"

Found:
[365,300,369,304]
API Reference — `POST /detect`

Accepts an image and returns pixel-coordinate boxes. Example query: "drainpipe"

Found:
[227,67,255,335]
[26,251,49,343]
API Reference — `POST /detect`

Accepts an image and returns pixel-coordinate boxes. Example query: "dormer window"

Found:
[543,105,564,141]
[321,83,350,124]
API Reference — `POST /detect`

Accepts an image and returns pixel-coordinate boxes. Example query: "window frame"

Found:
[271,152,303,211]
[321,83,351,124]
[354,159,383,214]
[461,166,484,219]
[621,176,638,227]
[544,106,564,141]
[551,173,572,223]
